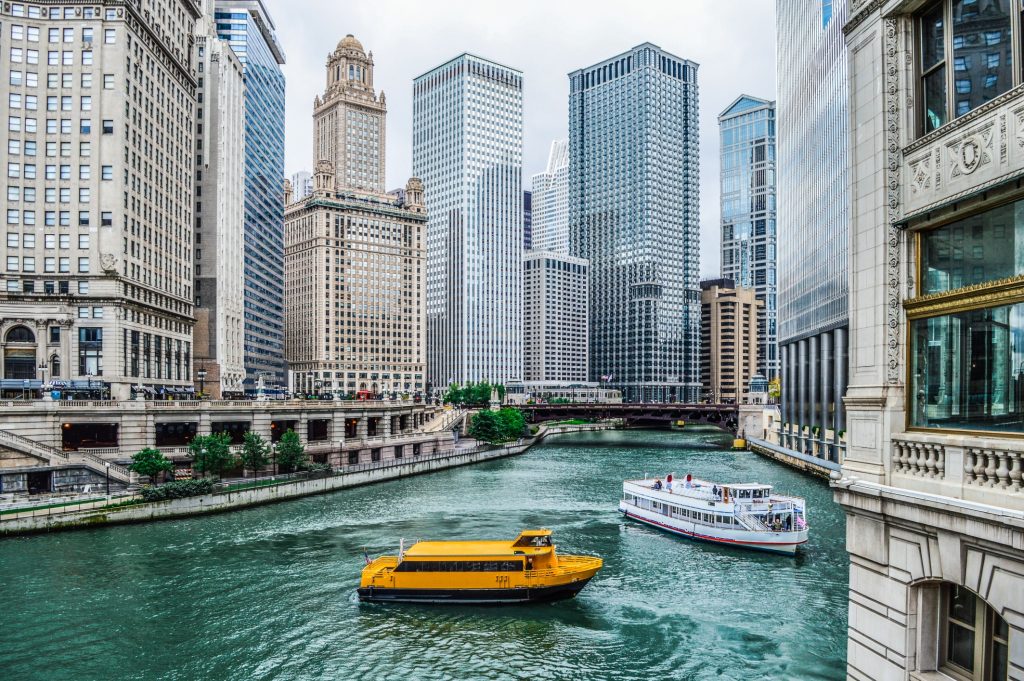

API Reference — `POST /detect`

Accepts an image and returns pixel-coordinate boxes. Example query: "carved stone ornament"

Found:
[100,253,116,273]
[883,18,903,385]
[948,125,993,178]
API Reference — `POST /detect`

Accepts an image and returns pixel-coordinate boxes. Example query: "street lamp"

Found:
[197,368,207,398]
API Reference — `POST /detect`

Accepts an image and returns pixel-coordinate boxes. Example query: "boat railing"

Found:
[736,511,771,532]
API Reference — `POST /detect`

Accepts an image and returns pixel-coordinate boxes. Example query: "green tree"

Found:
[189,432,235,479]
[768,378,781,400]
[469,408,525,444]
[275,429,307,473]
[239,431,270,478]
[468,410,501,443]
[129,447,173,485]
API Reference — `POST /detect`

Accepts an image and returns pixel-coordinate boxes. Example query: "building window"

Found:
[78,327,102,376]
[941,585,1008,681]
[908,199,1024,434]
[917,0,1014,135]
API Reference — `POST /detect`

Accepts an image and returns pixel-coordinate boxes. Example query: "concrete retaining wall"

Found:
[0,422,617,535]
[746,437,839,480]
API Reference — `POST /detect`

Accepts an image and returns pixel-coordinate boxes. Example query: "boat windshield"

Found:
[514,535,552,547]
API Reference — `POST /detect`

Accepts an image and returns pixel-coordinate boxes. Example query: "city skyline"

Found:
[275,0,776,278]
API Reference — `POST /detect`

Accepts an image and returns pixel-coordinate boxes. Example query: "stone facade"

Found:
[522,250,588,383]
[839,2,1024,679]
[193,3,246,399]
[0,0,203,400]
[284,35,427,397]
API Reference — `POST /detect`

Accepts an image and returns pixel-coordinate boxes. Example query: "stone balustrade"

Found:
[964,446,1024,492]
[892,437,946,479]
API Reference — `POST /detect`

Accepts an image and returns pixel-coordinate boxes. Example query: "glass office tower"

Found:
[530,140,570,254]
[569,43,701,403]
[718,95,778,382]
[413,54,524,388]
[777,0,849,459]
[214,0,287,393]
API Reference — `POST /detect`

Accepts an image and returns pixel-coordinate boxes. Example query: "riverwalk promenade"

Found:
[0,423,616,536]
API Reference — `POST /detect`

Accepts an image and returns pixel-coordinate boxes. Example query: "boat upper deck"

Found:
[624,477,805,512]
[402,529,556,558]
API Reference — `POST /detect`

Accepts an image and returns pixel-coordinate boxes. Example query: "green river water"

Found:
[0,429,848,680]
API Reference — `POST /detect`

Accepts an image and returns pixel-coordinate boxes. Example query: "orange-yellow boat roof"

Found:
[403,530,552,557]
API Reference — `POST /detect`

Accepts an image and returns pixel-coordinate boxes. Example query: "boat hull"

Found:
[620,505,806,556]
[357,578,592,604]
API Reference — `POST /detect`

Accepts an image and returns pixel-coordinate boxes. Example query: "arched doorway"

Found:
[4,326,37,379]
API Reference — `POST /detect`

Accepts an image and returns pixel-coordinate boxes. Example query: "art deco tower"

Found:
[313,35,386,194]
[284,36,426,397]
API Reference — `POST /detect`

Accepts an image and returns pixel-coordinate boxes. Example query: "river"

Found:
[0,428,848,680]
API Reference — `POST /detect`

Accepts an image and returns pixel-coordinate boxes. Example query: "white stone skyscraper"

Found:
[413,54,523,389]
[193,1,246,398]
[530,140,569,254]
[0,0,202,400]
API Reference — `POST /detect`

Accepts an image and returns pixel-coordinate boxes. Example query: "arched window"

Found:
[5,326,35,343]
[926,583,1010,680]
[50,354,61,378]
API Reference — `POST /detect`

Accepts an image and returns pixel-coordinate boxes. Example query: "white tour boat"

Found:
[619,474,809,555]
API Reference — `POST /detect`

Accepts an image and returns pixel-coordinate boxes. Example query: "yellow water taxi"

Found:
[358,529,603,604]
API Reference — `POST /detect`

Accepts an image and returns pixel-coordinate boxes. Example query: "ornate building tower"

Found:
[284,36,427,399]
[313,35,387,193]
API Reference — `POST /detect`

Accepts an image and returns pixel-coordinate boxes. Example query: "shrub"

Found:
[140,478,215,502]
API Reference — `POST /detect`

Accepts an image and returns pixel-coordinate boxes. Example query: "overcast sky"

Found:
[274,0,777,278]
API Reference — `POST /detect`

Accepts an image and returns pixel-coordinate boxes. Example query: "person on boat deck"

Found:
[666,474,673,491]
[684,474,693,489]
[653,479,663,490]
[711,484,719,499]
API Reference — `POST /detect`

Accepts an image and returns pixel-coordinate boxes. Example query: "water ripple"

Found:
[0,429,846,680]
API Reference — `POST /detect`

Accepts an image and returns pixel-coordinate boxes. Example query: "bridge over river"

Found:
[519,403,739,431]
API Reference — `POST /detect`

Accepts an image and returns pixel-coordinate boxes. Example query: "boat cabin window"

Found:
[514,535,552,548]
[738,490,751,500]
[394,560,524,572]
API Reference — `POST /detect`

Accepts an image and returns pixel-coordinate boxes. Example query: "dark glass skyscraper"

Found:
[569,43,701,403]
[214,0,286,392]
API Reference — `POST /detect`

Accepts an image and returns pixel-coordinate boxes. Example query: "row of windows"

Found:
[392,560,525,573]
[8,24,115,43]
[9,47,98,65]
[5,255,88,272]
[6,4,119,19]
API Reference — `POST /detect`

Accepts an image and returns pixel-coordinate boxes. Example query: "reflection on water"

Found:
[0,429,847,681]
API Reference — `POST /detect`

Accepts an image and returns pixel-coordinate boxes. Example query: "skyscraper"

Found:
[284,35,426,398]
[700,279,762,404]
[523,251,588,383]
[193,3,246,399]
[569,44,701,403]
[413,54,524,389]
[289,171,313,203]
[0,0,201,400]
[530,140,569,254]
[214,0,287,394]
[776,0,849,459]
[718,95,778,382]
[522,191,532,250]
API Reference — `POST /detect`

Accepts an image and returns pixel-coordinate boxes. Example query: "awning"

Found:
[0,379,41,388]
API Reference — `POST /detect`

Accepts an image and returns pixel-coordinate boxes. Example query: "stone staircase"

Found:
[421,408,467,433]
[0,429,132,483]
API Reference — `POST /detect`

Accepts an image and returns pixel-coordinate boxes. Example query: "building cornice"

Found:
[903,274,1024,318]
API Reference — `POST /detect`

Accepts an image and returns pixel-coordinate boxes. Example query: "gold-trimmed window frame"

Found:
[903,199,1024,438]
